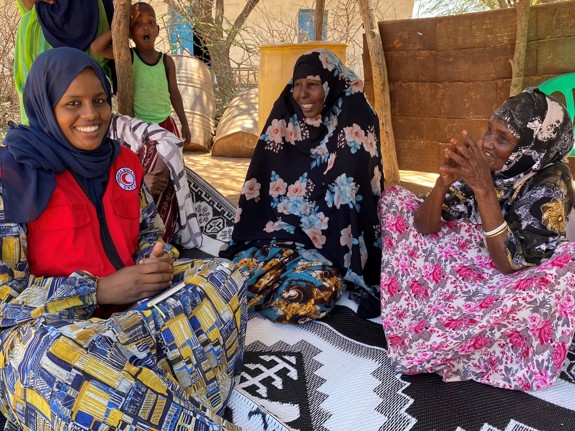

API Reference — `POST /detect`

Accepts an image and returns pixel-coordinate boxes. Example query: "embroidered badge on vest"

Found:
[116,167,137,191]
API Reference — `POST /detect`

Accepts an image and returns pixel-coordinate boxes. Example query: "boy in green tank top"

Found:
[91,2,191,145]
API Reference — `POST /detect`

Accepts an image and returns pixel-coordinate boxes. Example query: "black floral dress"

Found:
[221,49,383,323]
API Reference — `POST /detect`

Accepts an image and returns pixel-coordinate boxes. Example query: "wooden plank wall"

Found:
[363,1,575,173]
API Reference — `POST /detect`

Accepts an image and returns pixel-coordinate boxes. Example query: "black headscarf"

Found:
[222,49,384,292]
[443,87,574,220]
[1,47,119,223]
[36,0,114,51]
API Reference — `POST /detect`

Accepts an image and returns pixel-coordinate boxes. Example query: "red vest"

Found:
[27,147,144,278]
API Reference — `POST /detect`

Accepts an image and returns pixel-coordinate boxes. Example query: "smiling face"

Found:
[481,116,520,172]
[130,5,159,49]
[54,68,111,151]
[292,77,325,119]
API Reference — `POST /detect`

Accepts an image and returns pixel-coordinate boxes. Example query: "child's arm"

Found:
[22,0,54,10]
[90,31,114,59]
[164,54,191,146]
[90,7,140,60]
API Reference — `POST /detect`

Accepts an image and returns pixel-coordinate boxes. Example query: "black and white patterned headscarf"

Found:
[493,87,573,184]
[443,87,574,221]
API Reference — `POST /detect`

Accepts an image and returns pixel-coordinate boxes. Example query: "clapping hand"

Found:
[439,131,493,193]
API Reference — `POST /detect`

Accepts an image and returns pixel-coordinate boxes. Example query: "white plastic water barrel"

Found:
[212,87,259,158]
[171,54,216,151]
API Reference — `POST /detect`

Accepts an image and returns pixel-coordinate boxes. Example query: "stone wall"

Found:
[363,1,575,173]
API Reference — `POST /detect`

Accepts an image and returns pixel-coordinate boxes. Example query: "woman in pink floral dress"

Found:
[379,88,575,390]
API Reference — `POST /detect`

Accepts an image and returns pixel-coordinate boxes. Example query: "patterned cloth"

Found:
[221,49,383,321]
[230,244,345,323]
[443,88,575,268]
[136,138,179,244]
[109,115,203,249]
[0,182,247,430]
[379,186,575,391]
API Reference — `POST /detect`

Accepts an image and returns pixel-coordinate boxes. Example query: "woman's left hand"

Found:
[138,241,173,269]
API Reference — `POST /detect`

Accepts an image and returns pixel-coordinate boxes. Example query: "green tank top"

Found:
[132,49,173,123]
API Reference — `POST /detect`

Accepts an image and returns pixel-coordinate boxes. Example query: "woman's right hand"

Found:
[96,252,173,305]
[414,135,466,234]
[438,138,462,188]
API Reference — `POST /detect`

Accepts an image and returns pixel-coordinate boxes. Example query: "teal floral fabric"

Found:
[230,243,345,324]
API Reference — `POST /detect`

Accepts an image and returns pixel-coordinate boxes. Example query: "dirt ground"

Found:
[183,151,437,206]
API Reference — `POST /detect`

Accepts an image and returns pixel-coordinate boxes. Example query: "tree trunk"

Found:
[112,0,133,116]
[314,0,325,41]
[356,0,400,185]
[509,0,530,96]
[210,43,236,114]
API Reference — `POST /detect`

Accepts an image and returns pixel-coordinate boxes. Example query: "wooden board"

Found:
[363,1,575,174]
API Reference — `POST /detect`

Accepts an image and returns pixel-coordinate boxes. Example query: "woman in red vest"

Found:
[0,47,245,431]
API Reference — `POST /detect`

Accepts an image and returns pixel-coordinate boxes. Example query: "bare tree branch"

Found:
[0,1,20,127]
[315,0,326,41]
[226,0,261,47]
[215,0,224,28]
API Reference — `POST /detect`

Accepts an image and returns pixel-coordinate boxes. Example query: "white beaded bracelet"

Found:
[483,221,508,238]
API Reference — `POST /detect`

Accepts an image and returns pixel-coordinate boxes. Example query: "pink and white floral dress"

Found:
[379,185,575,390]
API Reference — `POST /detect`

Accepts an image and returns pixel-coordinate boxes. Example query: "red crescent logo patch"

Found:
[116,167,137,191]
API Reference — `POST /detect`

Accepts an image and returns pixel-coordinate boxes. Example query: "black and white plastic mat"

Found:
[225,295,575,431]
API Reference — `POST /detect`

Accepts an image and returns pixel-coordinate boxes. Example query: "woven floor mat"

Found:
[225,299,575,431]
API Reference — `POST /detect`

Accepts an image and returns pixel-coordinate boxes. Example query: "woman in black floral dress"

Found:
[221,49,384,324]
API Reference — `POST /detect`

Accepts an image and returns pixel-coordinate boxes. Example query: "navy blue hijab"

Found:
[1,47,119,223]
[36,0,114,51]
